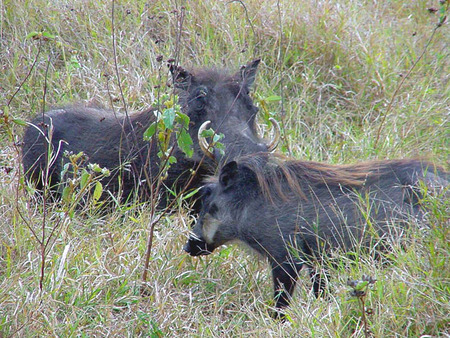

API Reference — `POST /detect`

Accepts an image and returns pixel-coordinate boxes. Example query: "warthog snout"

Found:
[184,237,214,256]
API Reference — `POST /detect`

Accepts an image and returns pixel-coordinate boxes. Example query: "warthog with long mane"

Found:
[22,60,279,206]
[184,153,448,318]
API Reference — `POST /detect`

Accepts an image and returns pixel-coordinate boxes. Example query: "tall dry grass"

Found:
[1,0,448,336]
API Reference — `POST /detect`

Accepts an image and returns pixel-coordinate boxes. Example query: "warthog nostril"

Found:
[183,242,191,253]
[184,237,213,256]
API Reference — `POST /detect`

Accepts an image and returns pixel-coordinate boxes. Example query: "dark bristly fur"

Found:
[22,60,269,207]
[185,153,448,318]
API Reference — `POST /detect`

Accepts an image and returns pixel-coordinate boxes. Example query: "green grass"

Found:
[1,0,449,336]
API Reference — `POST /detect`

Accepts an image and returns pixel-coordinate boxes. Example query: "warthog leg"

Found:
[270,261,302,319]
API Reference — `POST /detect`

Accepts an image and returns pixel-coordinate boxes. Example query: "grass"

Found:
[1,0,449,336]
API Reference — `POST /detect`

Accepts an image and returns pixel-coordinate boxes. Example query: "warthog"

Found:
[184,153,448,317]
[22,60,279,206]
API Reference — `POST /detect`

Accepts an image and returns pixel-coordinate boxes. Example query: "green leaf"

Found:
[213,133,224,143]
[158,130,168,144]
[164,97,175,109]
[89,163,103,173]
[355,281,369,291]
[12,118,27,126]
[42,32,56,40]
[264,95,282,102]
[93,181,103,203]
[129,216,139,223]
[143,122,157,140]
[177,129,193,157]
[162,108,175,129]
[62,186,71,204]
[26,31,39,39]
[214,141,225,156]
[80,170,90,189]
[200,129,215,138]
[182,187,201,200]
[60,163,71,178]
[69,55,81,69]
[70,151,85,163]
[168,156,177,164]
[218,246,233,258]
[101,168,110,176]
[25,31,55,41]
[166,186,177,197]
[175,111,190,128]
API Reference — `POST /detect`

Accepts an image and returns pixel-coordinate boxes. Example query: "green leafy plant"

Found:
[143,94,193,173]
[59,151,111,216]
[347,275,377,338]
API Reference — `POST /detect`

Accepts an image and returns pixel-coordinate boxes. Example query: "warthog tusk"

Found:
[267,118,280,152]
[198,120,215,160]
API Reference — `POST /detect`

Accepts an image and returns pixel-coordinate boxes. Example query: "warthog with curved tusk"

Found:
[22,60,280,207]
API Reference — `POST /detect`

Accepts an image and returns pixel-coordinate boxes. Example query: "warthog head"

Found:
[171,59,279,165]
[184,153,448,318]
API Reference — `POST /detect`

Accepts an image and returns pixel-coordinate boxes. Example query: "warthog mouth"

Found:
[184,238,214,256]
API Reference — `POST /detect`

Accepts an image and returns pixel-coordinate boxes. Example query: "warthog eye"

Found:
[201,187,212,198]
[209,203,218,216]
[190,86,208,112]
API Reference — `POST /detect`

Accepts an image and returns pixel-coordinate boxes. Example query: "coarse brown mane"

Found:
[230,153,430,203]
[235,153,365,202]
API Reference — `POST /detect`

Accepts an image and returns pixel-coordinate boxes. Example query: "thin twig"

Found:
[275,0,291,155]
[227,0,258,57]
[105,74,118,119]
[142,153,208,283]
[276,0,285,118]
[173,6,185,70]
[111,0,141,159]
[38,50,55,292]
[6,39,42,107]
[142,6,186,284]
[111,0,145,207]
[111,0,129,119]
[42,53,51,118]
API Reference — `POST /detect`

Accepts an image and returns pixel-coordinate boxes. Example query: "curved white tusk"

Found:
[267,118,280,152]
[198,120,215,160]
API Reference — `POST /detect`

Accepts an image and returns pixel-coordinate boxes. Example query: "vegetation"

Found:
[1,0,448,336]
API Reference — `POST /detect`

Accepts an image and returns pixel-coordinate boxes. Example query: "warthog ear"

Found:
[169,64,193,91]
[219,161,238,188]
[238,59,261,89]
